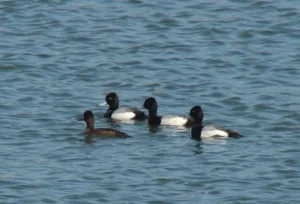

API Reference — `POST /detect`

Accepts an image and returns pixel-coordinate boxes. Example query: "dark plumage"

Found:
[83,110,129,138]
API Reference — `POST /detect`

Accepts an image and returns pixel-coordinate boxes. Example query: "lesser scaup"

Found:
[143,97,193,126]
[189,105,240,141]
[83,110,129,138]
[102,92,147,121]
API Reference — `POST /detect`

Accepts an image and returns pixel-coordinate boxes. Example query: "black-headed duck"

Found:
[101,92,147,121]
[189,105,240,141]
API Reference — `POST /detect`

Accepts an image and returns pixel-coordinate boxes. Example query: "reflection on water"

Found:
[148,125,161,133]
[192,143,203,155]
[84,134,95,144]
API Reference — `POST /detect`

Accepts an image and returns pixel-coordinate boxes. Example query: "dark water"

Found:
[1,0,300,203]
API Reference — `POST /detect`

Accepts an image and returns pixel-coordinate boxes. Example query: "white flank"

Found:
[161,115,188,126]
[201,125,229,138]
[111,109,135,120]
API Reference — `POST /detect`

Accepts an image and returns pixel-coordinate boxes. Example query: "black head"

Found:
[143,97,158,112]
[189,105,204,122]
[105,92,119,108]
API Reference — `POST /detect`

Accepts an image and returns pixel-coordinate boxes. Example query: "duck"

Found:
[189,105,240,141]
[143,97,193,126]
[102,92,147,121]
[83,110,129,138]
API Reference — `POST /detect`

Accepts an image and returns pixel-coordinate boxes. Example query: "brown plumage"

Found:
[83,110,129,138]
[92,128,129,138]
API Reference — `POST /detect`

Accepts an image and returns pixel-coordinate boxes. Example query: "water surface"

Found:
[1,0,300,203]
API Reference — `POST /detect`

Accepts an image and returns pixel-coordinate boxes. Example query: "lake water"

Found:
[1,0,300,203]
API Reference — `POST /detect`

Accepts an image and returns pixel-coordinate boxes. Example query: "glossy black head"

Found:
[143,97,158,114]
[105,92,119,109]
[189,105,204,122]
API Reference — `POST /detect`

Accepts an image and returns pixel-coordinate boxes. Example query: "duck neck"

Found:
[148,108,158,118]
[109,100,119,112]
[86,123,95,134]
[110,104,119,112]
[104,109,113,118]
[191,124,203,141]
[147,108,161,125]
[195,115,203,124]
[104,102,119,118]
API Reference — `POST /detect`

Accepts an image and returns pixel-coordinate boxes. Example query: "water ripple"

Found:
[1,0,300,203]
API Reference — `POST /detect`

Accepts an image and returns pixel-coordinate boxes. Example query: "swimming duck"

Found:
[189,105,240,141]
[83,110,129,138]
[143,97,192,126]
[103,92,147,121]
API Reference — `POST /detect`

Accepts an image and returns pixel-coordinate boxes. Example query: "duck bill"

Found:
[98,102,108,106]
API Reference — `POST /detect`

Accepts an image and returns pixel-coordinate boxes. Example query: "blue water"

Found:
[1,0,300,203]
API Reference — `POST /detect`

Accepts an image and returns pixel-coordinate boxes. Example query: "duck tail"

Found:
[119,131,131,138]
[133,110,148,121]
[227,130,242,139]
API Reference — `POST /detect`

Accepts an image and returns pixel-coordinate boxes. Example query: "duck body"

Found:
[110,107,146,121]
[160,115,189,126]
[191,124,239,141]
[147,114,190,126]
[86,127,129,138]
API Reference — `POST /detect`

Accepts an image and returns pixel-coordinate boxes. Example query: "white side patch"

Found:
[201,125,229,138]
[111,112,135,120]
[161,115,188,126]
